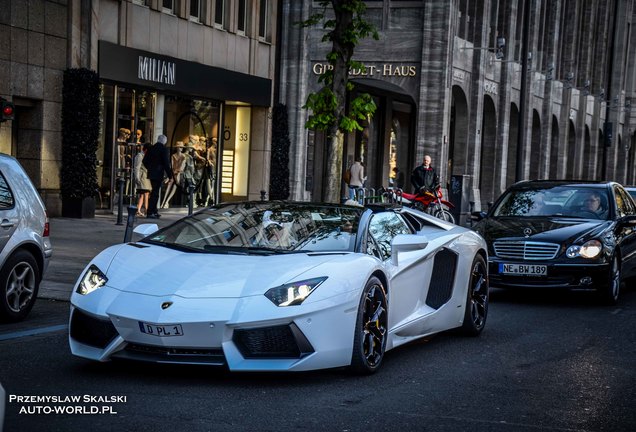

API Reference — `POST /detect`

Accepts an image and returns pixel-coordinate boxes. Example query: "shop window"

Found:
[162,97,221,209]
[237,0,247,34]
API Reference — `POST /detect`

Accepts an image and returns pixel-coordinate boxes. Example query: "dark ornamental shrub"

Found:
[61,68,100,217]
[269,103,291,200]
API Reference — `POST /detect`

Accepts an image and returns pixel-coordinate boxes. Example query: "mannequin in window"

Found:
[202,137,217,206]
[116,128,131,171]
[189,135,207,207]
[161,142,187,209]
[134,143,152,216]
[182,142,197,206]
[135,129,143,144]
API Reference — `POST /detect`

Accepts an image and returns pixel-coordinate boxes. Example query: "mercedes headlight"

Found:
[76,265,108,295]
[566,240,603,259]
[264,277,327,307]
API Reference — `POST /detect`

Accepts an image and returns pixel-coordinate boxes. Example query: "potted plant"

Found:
[60,68,100,218]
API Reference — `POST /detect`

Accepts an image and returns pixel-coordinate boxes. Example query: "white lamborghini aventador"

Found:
[69,201,488,374]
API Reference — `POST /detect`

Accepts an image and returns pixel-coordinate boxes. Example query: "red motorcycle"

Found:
[387,184,456,224]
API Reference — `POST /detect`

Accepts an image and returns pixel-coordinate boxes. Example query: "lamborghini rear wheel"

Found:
[350,276,388,374]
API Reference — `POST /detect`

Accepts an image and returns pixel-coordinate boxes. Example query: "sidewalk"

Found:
[39,208,188,301]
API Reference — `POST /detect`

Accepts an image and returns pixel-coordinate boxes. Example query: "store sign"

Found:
[138,56,176,85]
[98,41,271,106]
[312,63,417,78]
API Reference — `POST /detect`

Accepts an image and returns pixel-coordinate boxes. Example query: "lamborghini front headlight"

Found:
[76,265,108,295]
[264,277,327,306]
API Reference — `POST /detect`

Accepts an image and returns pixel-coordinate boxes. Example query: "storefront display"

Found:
[96,41,271,211]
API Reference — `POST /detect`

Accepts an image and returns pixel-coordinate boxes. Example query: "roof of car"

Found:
[510,180,615,189]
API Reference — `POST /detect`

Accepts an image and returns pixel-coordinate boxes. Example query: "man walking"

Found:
[143,134,173,219]
[411,154,439,194]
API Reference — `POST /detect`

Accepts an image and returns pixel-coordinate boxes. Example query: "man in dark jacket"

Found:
[143,134,173,218]
[411,155,439,193]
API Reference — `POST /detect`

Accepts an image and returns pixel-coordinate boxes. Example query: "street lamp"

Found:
[459,36,506,60]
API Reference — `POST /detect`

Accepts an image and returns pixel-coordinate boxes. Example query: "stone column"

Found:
[279,0,312,201]
[417,1,453,182]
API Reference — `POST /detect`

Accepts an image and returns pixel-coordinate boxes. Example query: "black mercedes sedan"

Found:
[473,181,636,304]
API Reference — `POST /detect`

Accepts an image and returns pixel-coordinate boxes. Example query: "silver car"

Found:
[0,154,52,322]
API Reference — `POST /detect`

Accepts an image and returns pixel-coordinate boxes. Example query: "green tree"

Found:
[302,0,379,203]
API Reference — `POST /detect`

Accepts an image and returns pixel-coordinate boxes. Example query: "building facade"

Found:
[279,0,636,222]
[0,0,277,215]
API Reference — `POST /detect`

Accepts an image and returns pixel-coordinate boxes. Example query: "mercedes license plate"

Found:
[138,321,184,337]
[499,263,547,276]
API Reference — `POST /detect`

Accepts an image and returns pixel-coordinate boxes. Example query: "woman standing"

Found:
[134,143,152,216]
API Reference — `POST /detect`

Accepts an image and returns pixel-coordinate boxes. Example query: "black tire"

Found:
[599,255,621,305]
[0,249,40,322]
[349,276,388,374]
[434,208,456,224]
[460,254,488,336]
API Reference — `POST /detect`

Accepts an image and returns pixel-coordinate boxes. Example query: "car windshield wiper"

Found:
[141,240,206,253]
[245,247,307,255]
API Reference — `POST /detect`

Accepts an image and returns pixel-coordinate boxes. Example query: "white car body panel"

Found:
[69,203,487,371]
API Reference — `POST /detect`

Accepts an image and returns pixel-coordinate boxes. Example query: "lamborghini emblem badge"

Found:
[161,301,173,310]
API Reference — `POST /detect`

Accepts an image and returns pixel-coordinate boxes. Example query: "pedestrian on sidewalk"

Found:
[143,134,173,219]
[134,142,152,216]
[348,159,366,201]
[411,154,439,194]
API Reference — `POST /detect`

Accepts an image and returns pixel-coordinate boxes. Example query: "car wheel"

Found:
[460,254,488,336]
[350,276,388,374]
[0,250,40,322]
[599,255,620,305]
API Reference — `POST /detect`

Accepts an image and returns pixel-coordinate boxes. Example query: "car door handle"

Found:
[1,219,14,229]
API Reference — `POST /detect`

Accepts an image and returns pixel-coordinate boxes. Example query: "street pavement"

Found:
[39,208,188,301]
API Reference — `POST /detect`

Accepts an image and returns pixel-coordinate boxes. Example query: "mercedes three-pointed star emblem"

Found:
[523,227,532,237]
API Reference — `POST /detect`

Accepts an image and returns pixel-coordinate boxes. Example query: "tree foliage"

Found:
[301,0,379,202]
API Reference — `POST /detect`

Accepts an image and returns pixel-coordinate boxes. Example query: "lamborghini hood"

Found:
[101,243,344,298]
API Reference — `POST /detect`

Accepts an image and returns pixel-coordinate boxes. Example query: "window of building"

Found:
[215,0,225,28]
[162,0,175,14]
[237,0,247,34]
[258,0,268,39]
[190,0,201,22]
[132,0,148,6]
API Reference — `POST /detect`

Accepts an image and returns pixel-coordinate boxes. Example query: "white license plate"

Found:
[499,263,547,276]
[138,321,184,337]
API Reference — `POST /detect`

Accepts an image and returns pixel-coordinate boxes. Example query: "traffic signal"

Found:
[1,98,15,122]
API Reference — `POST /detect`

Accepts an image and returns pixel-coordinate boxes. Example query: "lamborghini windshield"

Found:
[142,202,364,253]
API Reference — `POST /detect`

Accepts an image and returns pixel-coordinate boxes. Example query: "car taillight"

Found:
[43,212,50,237]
